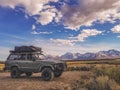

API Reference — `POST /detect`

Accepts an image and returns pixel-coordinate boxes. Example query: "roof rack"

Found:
[10,46,43,54]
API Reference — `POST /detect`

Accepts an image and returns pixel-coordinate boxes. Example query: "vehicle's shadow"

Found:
[1,74,43,81]
[0,73,63,81]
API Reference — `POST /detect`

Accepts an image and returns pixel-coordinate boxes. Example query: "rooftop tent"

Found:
[10,46,42,53]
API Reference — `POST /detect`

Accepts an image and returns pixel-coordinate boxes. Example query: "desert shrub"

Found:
[93,66,120,84]
[93,68,105,76]
[95,76,111,90]
[71,79,88,90]
[72,75,120,90]
[81,66,91,71]
[67,66,91,71]
[107,67,120,84]
[87,76,120,90]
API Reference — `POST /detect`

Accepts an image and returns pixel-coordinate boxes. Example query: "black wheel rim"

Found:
[43,71,50,78]
[12,70,17,76]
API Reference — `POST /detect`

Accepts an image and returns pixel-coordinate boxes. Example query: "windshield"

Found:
[34,54,46,60]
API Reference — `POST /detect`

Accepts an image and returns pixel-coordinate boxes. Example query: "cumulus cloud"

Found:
[111,24,120,33]
[37,10,56,25]
[0,0,59,26]
[77,29,103,41]
[61,0,120,30]
[0,0,58,14]
[51,29,103,46]
[0,0,120,31]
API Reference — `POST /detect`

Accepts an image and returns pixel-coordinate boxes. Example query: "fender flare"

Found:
[10,64,19,70]
[39,65,55,72]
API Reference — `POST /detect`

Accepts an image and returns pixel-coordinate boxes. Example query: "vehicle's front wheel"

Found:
[54,71,63,77]
[41,68,54,81]
[25,72,32,77]
[11,67,20,78]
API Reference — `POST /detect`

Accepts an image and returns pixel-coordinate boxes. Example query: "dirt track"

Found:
[0,71,93,90]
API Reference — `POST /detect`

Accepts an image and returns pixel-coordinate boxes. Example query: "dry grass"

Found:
[66,60,120,90]
[0,64,5,71]
[1,59,120,90]
[0,71,93,90]
[66,59,120,67]
[66,59,120,72]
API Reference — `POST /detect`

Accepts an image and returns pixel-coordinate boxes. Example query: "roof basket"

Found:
[10,46,42,53]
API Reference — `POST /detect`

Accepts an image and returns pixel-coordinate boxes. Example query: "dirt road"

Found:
[0,71,93,90]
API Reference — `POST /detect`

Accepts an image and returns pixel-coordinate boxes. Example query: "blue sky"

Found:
[0,0,120,60]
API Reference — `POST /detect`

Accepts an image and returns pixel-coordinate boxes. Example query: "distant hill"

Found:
[47,49,120,60]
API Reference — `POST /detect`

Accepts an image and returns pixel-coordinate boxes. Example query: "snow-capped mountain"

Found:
[61,52,74,60]
[60,49,120,60]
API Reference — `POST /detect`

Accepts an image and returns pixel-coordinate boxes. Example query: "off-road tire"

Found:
[25,72,32,77]
[54,71,63,77]
[41,68,54,81]
[11,67,20,78]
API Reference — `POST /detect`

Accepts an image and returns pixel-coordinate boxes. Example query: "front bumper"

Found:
[54,63,67,71]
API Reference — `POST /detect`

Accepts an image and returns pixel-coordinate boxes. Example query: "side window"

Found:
[8,54,20,60]
[27,54,37,60]
[27,54,32,60]
[19,54,26,60]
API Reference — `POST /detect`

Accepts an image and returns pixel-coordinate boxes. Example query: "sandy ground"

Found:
[0,71,93,90]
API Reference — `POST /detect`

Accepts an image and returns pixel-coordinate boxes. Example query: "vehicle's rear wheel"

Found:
[11,67,20,78]
[41,68,54,81]
[54,71,63,77]
[25,72,32,77]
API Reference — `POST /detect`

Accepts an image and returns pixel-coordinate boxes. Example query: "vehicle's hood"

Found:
[37,59,65,64]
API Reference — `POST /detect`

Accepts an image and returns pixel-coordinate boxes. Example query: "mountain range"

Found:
[46,49,120,60]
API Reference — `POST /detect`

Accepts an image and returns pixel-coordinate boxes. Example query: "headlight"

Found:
[54,64,60,68]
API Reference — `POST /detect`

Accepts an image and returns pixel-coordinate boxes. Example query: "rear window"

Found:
[8,54,26,60]
[8,54,20,60]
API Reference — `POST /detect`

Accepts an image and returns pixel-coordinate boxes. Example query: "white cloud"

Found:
[37,11,56,25]
[31,31,52,35]
[0,0,58,14]
[111,24,120,33]
[77,29,103,41]
[28,39,120,56]
[61,0,120,30]
[51,29,103,45]
[0,0,59,26]
[0,0,119,31]
[51,39,75,46]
